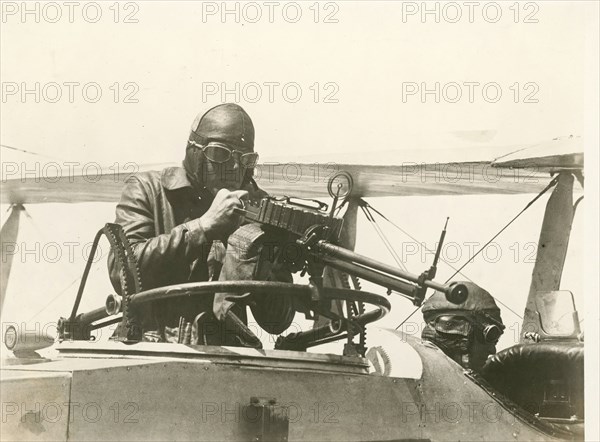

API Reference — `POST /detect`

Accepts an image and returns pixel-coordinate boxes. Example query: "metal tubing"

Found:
[70,229,104,321]
[77,306,108,326]
[321,257,417,295]
[316,240,448,293]
[89,316,122,330]
[129,281,312,306]
[129,282,390,313]
[75,281,391,328]
[276,308,384,351]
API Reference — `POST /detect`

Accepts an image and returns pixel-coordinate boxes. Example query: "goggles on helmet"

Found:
[432,313,504,345]
[188,140,259,168]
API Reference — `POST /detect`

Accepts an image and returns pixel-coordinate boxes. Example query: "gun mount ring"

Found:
[76,282,391,346]
[124,281,390,349]
[126,281,390,320]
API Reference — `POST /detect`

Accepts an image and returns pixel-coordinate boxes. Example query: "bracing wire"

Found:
[363,199,525,324]
[363,201,472,281]
[359,203,408,271]
[393,176,560,330]
[1,143,67,162]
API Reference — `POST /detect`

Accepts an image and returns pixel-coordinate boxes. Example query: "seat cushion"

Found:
[482,342,584,418]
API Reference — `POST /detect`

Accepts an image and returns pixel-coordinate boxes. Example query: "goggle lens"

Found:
[482,324,502,344]
[203,144,231,163]
[239,153,259,168]
[201,143,259,168]
[433,314,503,344]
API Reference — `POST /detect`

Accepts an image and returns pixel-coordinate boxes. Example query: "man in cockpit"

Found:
[421,281,505,372]
[107,103,294,347]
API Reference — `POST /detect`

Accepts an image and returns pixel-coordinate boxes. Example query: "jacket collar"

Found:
[160,167,193,191]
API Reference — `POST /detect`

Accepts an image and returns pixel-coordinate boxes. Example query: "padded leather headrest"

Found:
[482,342,584,379]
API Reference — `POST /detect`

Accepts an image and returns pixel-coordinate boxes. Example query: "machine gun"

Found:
[235,174,468,354]
[238,194,467,308]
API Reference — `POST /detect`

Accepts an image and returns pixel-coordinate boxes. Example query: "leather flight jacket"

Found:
[107,166,293,337]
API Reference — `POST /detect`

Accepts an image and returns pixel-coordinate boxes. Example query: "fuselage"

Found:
[0,329,575,442]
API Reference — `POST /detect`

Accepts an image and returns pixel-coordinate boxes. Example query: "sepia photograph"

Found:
[1,1,598,440]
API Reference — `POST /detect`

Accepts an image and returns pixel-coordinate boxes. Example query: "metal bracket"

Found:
[57,316,91,341]
[241,397,289,442]
[413,271,429,306]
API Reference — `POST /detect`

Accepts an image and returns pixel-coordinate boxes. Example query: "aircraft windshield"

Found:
[535,291,578,336]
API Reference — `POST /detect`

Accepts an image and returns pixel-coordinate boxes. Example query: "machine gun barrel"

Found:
[317,241,445,291]
[315,240,466,303]
[320,257,417,301]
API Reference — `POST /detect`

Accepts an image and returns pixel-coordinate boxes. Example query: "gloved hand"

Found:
[199,188,248,242]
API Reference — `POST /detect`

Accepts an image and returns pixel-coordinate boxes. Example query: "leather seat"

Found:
[482,342,584,419]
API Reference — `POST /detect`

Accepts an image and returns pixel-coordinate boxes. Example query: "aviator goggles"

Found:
[432,313,505,345]
[188,140,259,168]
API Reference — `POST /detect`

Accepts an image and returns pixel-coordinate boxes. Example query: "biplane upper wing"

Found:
[0,137,583,205]
[491,136,583,172]
[0,136,585,327]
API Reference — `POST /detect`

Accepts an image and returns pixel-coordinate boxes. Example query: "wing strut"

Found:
[520,172,576,341]
[0,204,24,316]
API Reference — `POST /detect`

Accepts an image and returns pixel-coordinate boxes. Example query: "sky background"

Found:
[0,1,593,164]
[0,2,597,356]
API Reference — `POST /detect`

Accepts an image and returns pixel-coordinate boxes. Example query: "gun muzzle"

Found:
[105,294,122,316]
[447,282,468,304]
